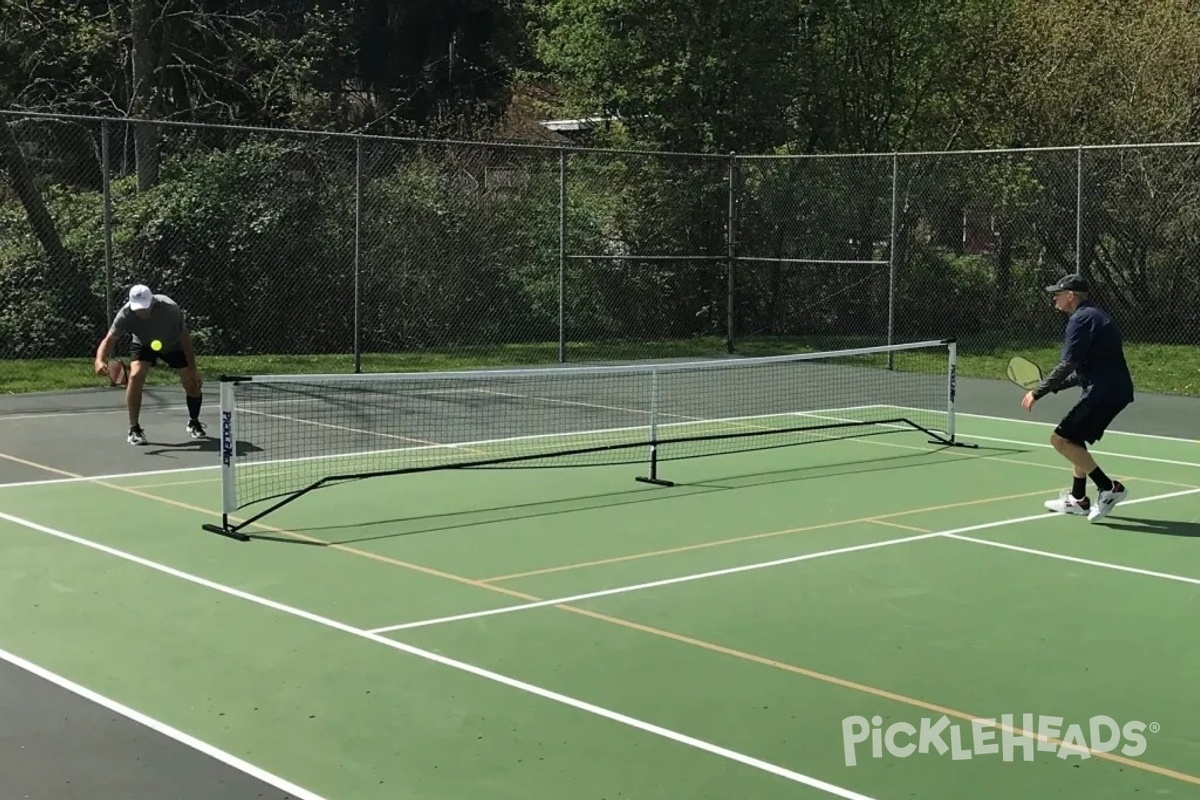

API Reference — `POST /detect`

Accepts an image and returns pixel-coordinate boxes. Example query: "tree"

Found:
[529,0,799,154]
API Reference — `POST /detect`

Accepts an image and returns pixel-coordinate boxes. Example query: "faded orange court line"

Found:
[2,448,1199,789]
[478,476,1175,583]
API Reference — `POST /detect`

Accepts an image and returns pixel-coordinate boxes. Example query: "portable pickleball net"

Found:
[199,339,971,540]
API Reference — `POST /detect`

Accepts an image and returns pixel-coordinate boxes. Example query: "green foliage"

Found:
[530,0,799,153]
[5,0,1200,385]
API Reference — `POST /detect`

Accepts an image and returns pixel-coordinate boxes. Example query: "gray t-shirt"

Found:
[110,294,186,351]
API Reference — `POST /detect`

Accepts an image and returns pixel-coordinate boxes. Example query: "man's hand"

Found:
[94,357,107,375]
[1021,391,1036,412]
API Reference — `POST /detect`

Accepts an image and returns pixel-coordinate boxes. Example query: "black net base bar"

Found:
[201,339,975,541]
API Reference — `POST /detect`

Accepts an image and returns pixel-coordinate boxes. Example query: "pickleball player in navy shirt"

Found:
[1021,274,1134,522]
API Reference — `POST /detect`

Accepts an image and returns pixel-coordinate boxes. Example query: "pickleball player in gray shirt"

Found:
[93,284,207,445]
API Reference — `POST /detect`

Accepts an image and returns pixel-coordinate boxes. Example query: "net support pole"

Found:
[202,379,251,541]
[946,339,957,442]
[931,339,975,449]
[635,366,675,487]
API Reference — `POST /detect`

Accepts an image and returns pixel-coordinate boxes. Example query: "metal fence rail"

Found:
[2,110,1197,376]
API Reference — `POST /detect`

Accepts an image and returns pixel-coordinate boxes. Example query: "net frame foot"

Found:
[927,429,978,449]
[933,439,978,449]
[635,476,675,487]
[201,516,251,542]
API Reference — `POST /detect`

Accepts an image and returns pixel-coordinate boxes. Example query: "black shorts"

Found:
[1055,397,1128,446]
[131,344,190,369]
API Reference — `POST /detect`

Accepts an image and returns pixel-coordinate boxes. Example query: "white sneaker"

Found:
[1088,483,1128,522]
[127,425,147,445]
[1045,490,1090,515]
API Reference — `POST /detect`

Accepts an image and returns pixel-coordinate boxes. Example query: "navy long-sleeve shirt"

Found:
[1033,301,1134,404]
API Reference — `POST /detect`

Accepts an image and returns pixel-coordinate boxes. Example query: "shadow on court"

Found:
[141,438,263,458]
[275,443,1033,545]
[1100,517,1200,538]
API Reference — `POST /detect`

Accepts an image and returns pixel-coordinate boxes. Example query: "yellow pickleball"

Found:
[150,339,162,351]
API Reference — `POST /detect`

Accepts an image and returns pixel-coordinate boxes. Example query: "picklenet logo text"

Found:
[842,714,1157,766]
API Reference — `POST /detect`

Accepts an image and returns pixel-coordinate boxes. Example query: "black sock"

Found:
[186,393,202,421]
[1089,467,1113,492]
[1072,476,1088,500]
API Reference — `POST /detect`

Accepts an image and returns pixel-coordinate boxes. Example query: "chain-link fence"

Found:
[3,110,1198,388]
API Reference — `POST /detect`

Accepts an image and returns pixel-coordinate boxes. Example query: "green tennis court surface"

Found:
[2,389,1200,798]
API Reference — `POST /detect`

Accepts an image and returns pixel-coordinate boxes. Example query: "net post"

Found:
[201,378,251,541]
[930,339,976,449]
[947,339,957,441]
[635,366,674,487]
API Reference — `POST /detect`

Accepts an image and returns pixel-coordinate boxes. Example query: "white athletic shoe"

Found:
[1044,490,1090,515]
[1088,483,1128,522]
[127,425,147,445]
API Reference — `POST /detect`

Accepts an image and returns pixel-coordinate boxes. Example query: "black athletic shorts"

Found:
[131,343,190,369]
[1055,396,1128,446]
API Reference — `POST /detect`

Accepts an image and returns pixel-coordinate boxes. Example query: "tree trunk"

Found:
[130,0,160,191]
[0,119,70,271]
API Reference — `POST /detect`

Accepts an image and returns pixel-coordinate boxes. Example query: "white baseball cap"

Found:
[129,284,153,310]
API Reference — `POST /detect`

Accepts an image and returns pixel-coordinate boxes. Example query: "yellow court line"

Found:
[0,451,537,602]
[126,477,220,489]
[833,434,1199,489]
[869,518,932,534]
[555,604,1200,787]
[465,435,1198,583]
[3,449,1200,789]
[479,475,1190,583]
[478,486,1064,583]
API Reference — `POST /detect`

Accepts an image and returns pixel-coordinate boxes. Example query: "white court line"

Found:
[0,405,881,490]
[0,389,475,423]
[958,409,1199,445]
[369,532,942,633]
[960,433,1200,469]
[0,645,329,800]
[0,509,879,800]
[887,405,1200,446]
[0,405,191,421]
[0,400,1183,490]
[944,534,1200,588]
[368,486,1200,634]
[0,464,219,489]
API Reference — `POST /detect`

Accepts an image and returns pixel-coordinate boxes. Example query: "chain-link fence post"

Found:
[558,147,567,362]
[725,151,738,355]
[888,152,898,369]
[101,119,114,328]
[353,134,363,373]
[1080,145,1089,280]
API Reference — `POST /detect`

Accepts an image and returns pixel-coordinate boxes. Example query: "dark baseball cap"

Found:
[1045,273,1089,293]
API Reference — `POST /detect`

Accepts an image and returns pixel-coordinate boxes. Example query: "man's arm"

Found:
[93,315,124,373]
[1031,362,1079,399]
[1032,313,1092,400]
[179,326,196,365]
[172,302,197,366]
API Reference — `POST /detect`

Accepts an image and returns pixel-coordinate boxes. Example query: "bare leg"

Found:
[179,365,204,434]
[1050,432,1099,475]
[126,360,150,428]
[179,365,202,405]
